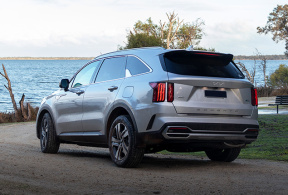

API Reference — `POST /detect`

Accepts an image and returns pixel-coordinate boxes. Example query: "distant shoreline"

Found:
[0,57,94,60]
[0,55,287,61]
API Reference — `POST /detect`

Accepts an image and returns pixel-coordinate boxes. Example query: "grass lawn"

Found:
[239,114,288,161]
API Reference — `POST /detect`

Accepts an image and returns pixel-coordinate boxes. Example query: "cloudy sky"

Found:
[0,0,287,57]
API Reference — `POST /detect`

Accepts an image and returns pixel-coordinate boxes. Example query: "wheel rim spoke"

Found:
[116,123,121,139]
[121,127,128,139]
[41,119,48,148]
[116,144,123,160]
[122,142,128,156]
[111,137,120,147]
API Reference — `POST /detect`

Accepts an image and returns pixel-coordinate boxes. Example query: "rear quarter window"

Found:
[126,56,150,76]
[161,51,244,79]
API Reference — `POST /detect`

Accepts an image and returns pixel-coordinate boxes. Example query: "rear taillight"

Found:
[251,88,258,106]
[150,83,166,102]
[150,82,174,102]
[167,83,174,102]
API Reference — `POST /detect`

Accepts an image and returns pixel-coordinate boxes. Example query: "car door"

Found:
[81,56,126,135]
[54,61,100,134]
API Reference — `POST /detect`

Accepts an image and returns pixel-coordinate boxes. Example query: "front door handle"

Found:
[76,90,85,95]
[108,86,118,91]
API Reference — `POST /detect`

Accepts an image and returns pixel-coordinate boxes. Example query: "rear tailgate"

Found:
[161,50,255,116]
[168,75,254,116]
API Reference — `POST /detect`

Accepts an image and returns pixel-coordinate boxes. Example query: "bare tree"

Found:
[165,12,183,49]
[0,64,20,119]
[0,64,31,121]
[254,49,267,87]
[236,62,257,86]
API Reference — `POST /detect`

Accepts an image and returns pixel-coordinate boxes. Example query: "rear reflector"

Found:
[167,127,191,133]
[150,82,166,102]
[251,88,258,106]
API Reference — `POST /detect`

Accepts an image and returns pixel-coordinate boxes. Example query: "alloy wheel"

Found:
[41,118,48,149]
[111,123,130,161]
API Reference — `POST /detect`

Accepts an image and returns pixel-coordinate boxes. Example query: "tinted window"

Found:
[96,57,126,82]
[162,51,244,79]
[126,56,150,76]
[72,61,100,88]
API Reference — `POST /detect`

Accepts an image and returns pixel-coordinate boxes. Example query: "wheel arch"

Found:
[36,107,55,139]
[106,103,138,139]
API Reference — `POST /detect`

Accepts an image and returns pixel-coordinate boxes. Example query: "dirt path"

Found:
[1,122,288,195]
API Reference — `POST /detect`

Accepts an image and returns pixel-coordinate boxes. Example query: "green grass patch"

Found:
[239,114,288,161]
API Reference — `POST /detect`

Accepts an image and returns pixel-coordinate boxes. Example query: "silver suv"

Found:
[36,47,259,167]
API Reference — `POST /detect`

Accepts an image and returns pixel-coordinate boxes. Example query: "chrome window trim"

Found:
[125,55,153,78]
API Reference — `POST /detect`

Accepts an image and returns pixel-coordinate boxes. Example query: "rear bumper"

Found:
[136,122,259,148]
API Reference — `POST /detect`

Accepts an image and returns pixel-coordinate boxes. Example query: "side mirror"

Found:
[59,79,69,91]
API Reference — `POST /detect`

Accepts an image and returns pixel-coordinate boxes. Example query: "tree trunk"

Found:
[27,103,32,121]
[0,113,3,123]
[19,93,28,120]
[0,64,19,120]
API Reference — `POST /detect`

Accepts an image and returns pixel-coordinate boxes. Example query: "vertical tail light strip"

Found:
[167,83,174,102]
[251,88,258,106]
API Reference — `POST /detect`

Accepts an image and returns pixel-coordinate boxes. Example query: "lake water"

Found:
[0,59,287,112]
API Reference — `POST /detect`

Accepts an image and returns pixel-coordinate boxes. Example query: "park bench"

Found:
[268,95,288,114]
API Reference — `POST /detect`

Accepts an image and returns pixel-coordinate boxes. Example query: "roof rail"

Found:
[94,47,166,59]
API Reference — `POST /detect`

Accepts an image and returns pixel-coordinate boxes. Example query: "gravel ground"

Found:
[0,122,288,195]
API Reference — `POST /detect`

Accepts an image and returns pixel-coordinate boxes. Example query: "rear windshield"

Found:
[161,51,244,79]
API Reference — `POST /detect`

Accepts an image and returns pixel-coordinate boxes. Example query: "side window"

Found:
[96,57,126,82]
[72,61,101,88]
[126,56,150,76]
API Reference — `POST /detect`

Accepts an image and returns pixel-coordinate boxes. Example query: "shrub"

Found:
[0,105,39,123]
[269,64,288,89]
[256,86,274,97]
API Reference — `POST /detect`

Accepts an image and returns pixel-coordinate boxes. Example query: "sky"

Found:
[0,0,287,57]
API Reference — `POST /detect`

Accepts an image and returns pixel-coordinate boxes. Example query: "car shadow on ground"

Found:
[140,154,241,169]
[56,147,241,169]
[58,148,111,159]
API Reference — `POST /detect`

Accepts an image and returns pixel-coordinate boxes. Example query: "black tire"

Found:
[205,148,241,162]
[40,113,60,153]
[109,115,144,168]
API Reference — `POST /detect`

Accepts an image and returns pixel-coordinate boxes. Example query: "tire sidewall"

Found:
[40,113,59,153]
[109,115,136,167]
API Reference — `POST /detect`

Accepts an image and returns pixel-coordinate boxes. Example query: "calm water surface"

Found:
[0,59,287,112]
[0,60,89,112]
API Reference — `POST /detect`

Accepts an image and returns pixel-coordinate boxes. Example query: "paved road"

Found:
[0,122,288,194]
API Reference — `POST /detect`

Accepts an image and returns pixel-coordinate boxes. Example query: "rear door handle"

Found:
[108,86,118,91]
